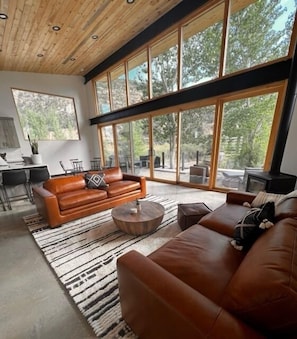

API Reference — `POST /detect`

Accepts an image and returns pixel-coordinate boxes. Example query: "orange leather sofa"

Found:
[117,191,297,338]
[33,167,146,228]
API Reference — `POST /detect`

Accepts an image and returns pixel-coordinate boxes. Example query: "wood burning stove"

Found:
[246,171,296,194]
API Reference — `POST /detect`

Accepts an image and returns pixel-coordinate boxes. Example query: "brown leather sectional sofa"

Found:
[117,190,297,338]
[33,167,146,228]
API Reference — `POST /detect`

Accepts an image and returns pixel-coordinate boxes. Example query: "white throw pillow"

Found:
[251,191,284,207]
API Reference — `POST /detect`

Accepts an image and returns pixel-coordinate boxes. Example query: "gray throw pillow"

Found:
[85,173,108,188]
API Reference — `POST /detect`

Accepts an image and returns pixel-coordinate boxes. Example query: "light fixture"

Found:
[70,57,76,61]
[91,34,99,40]
[126,0,135,3]
[0,13,8,19]
[37,53,44,57]
[52,25,61,31]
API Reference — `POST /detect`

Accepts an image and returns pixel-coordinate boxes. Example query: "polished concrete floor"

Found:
[0,181,226,339]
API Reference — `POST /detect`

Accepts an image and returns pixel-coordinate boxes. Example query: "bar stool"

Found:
[90,157,102,171]
[29,167,50,202]
[70,159,84,173]
[1,169,31,210]
[0,191,6,211]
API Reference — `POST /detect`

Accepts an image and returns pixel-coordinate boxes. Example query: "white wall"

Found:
[281,100,297,176]
[0,71,99,175]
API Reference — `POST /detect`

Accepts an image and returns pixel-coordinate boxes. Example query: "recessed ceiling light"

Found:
[37,54,44,57]
[52,25,61,31]
[70,57,76,61]
[0,13,8,19]
[127,0,135,3]
[91,34,99,40]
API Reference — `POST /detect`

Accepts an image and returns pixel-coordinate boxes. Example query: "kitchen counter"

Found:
[0,163,47,172]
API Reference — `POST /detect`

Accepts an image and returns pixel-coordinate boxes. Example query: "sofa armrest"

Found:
[32,186,62,228]
[123,173,146,196]
[226,191,256,205]
[117,250,264,339]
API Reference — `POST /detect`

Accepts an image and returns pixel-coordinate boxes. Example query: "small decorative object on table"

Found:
[136,199,141,212]
[130,208,137,214]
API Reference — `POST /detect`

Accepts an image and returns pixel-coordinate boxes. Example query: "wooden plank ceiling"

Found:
[0,0,182,76]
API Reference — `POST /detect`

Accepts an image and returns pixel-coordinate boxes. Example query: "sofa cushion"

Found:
[148,225,245,304]
[44,175,86,194]
[103,167,123,184]
[57,189,107,210]
[199,203,250,237]
[222,217,297,336]
[275,190,297,220]
[105,180,140,198]
[85,172,108,188]
[231,202,275,251]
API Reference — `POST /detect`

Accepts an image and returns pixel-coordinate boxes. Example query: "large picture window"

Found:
[128,51,149,105]
[181,3,224,88]
[110,64,127,110]
[95,74,111,114]
[151,31,178,97]
[225,0,296,74]
[93,0,296,114]
[12,88,80,140]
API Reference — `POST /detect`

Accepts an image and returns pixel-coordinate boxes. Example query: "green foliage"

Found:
[28,134,39,154]
[226,0,291,73]
[12,89,79,141]
[222,93,277,168]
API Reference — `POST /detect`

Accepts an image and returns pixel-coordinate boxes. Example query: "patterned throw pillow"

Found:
[85,173,108,188]
[231,201,275,251]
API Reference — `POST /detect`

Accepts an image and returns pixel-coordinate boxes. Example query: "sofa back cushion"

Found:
[199,203,250,237]
[249,190,297,221]
[103,167,123,184]
[275,196,297,220]
[222,218,297,336]
[44,175,86,195]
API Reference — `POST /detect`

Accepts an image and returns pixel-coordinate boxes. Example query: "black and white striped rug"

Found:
[23,195,180,338]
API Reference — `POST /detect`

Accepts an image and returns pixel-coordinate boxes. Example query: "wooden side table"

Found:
[111,201,165,235]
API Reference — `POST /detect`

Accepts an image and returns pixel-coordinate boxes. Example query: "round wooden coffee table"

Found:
[111,201,165,235]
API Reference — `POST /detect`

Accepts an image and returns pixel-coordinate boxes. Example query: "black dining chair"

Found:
[59,160,74,175]
[28,167,50,202]
[1,169,31,210]
[70,159,84,173]
[0,192,6,211]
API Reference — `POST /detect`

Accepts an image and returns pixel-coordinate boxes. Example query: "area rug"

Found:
[23,195,180,338]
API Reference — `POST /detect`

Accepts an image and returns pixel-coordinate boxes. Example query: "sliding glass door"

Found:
[115,118,150,175]
[179,106,215,185]
[216,92,279,190]
[99,87,281,191]
[152,113,178,181]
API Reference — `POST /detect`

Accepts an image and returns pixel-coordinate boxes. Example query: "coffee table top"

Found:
[111,200,165,235]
